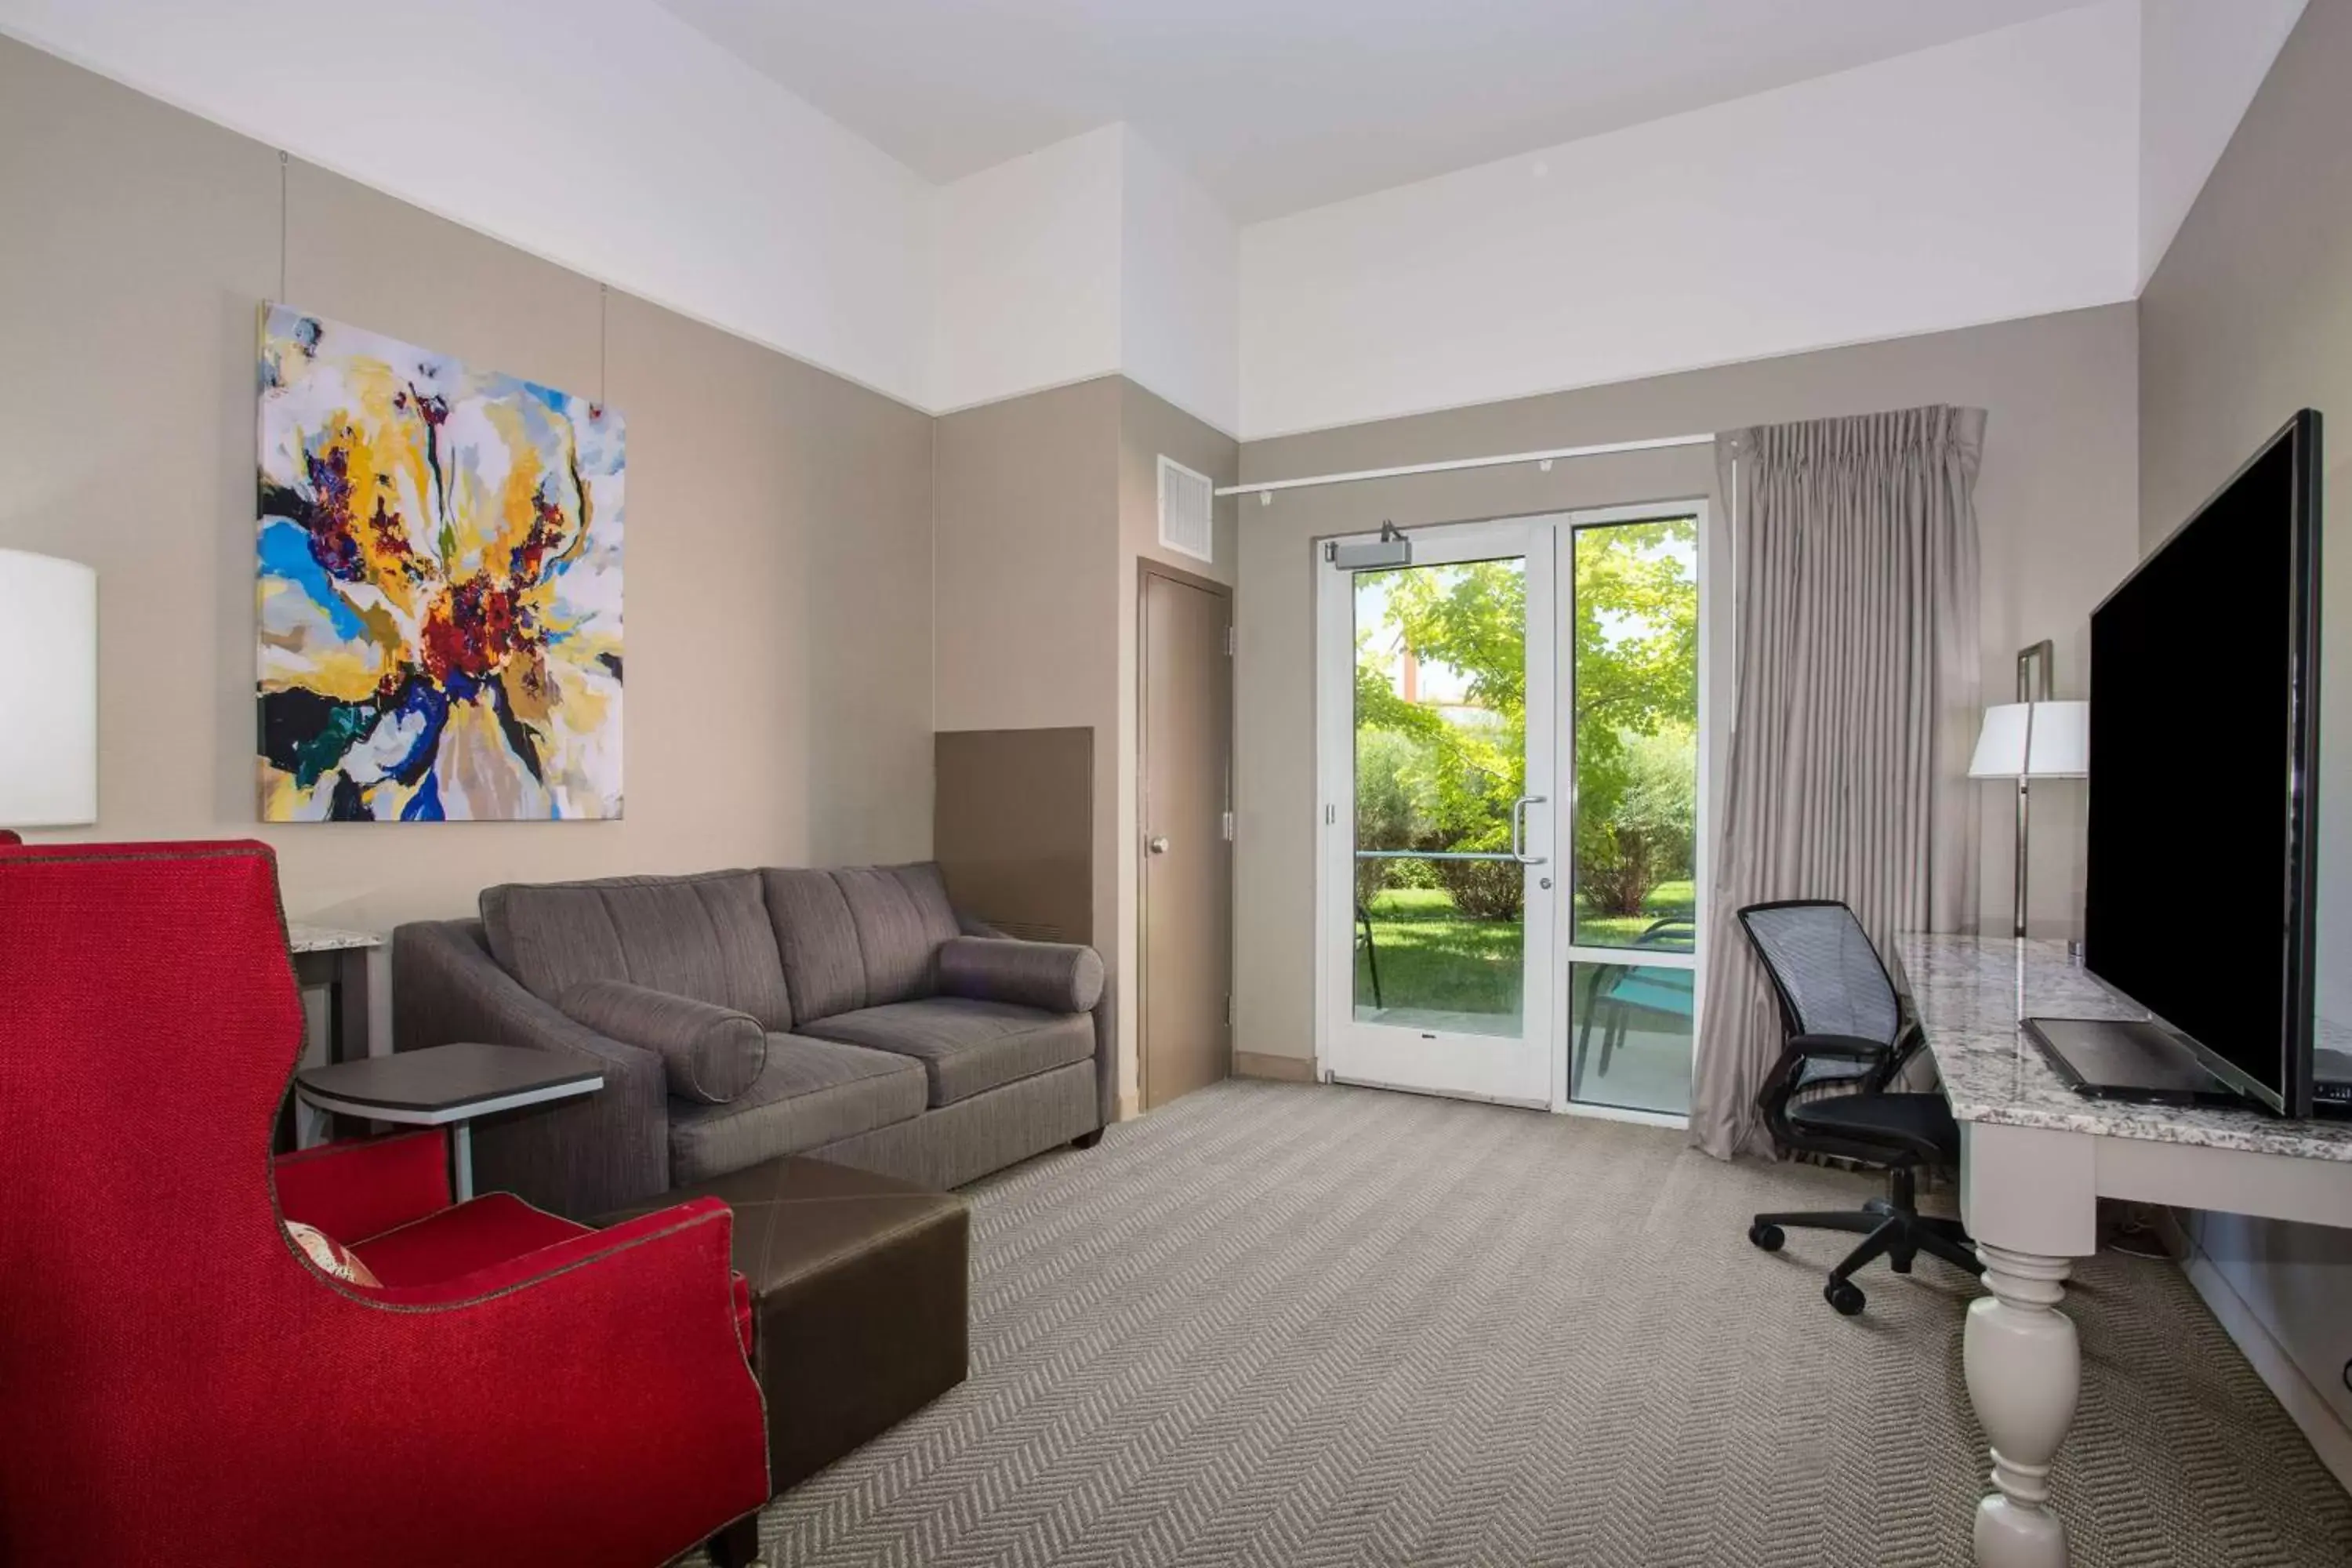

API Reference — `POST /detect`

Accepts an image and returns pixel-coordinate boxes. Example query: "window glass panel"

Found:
[1352,860,1523,1036]
[1570,518,1699,953]
[1352,560,1526,1036]
[1569,960,1694,1114]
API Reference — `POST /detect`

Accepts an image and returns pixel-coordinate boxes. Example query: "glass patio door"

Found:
[1318,518,1557,1106]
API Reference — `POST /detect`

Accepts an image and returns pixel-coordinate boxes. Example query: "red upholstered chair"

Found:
[0,841,769,1565]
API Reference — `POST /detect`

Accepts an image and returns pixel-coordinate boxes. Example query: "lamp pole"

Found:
[0,551,100,843]
[2010,640,2056,940]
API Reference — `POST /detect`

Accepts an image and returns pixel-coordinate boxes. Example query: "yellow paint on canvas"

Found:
[437,697,531,819]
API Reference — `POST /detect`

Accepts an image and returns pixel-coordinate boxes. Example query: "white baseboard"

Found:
[2165,1218,2352,1496]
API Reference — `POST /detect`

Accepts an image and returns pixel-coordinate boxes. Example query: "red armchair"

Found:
[0,841,769,1565]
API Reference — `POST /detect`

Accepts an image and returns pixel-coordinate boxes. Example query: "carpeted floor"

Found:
[699,1079,2352,1567]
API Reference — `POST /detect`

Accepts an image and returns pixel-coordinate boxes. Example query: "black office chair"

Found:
[1737,899,1984,1315]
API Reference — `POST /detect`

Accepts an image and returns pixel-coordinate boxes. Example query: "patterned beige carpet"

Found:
[695,1078,2352,1568]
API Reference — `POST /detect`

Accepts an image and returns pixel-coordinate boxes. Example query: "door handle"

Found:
[1510,795,1548,866]
[1148,836,1171,855]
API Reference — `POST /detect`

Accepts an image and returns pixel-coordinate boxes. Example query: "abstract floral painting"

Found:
[256,305,623,821]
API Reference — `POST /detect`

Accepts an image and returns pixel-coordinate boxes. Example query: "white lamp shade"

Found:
[1968,700,2089,779]
[0,550,99,827]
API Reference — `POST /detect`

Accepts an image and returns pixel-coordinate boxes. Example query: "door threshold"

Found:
[1558,1101,1689,1131]
[1325,1073,1551,1112]
[1322,1069,1690,1129]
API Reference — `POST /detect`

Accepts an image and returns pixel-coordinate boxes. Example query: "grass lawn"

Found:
[1354,886,1525,1016]
[1352,880,1696,1018]
[1573,880,1697,949]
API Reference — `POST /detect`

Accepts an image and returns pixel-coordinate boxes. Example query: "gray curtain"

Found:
[1690,405,1985,1160]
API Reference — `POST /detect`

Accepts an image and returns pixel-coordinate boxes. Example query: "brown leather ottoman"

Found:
[598,1156,969,1494]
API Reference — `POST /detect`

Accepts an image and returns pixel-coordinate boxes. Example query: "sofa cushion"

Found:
[797,997,1094,1109]
[557,980,768,1105]
[481,870,793,1032]
[666,1036,927,1186]
[761,869,867,1024]
[833,864,962,1010]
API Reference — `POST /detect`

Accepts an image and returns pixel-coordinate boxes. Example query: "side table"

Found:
[288,924,380,1065]
[282,924,383,1150]
[295,1043,603,1201]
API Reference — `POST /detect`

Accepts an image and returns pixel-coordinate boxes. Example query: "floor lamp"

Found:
[0,550,99,845]
[1968,639,2089,940]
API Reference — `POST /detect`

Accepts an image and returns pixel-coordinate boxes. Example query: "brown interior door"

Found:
[1140,567,1233,1110]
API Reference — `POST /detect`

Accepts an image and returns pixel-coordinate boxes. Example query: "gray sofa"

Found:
[393,862,1109,1219]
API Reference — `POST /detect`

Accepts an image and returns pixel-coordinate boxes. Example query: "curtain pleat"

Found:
[1690,405,1984,1160]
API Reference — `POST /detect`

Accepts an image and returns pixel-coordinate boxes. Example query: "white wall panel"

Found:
[1239,4,2143,439]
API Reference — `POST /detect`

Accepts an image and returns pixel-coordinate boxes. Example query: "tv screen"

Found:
[2084,410,2321,1116]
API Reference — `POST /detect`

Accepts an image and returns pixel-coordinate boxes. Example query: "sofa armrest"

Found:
[936,935,1105,1014]
[942,910,1114,1131]
[393,920,670,1219]
[557,980,767,1105]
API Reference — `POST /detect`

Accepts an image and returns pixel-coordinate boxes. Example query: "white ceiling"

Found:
[656,0,2104,220]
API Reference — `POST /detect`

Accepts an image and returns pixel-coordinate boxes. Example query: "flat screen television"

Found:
[2081,409,2323,1116]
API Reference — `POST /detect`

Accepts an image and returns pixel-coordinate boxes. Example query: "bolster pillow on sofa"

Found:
[935,935,1105,1014]
[557,980,768,1105]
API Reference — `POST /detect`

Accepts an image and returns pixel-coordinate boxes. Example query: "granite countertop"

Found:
[287,923,381,953]
[1894,933,2352,1163]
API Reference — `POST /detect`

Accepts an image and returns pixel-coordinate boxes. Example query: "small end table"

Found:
[281,924,383,1151]
[294,1044,603,1201]
[288,924,382,1065]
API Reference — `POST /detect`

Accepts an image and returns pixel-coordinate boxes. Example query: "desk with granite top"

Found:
[1896,934,2352,1568]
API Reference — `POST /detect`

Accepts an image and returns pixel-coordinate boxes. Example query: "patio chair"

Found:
[1574,916,1697,1091]
[1355,898,1385,1008]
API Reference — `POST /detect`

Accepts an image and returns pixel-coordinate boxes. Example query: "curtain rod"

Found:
[1216,432,1715,501]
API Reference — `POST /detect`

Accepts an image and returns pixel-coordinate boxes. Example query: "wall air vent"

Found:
[1157,454,1215,564]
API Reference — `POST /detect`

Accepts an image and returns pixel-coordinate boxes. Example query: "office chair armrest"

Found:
[1786,1033,1890,1062]
[1873,1018,1929,1088]
[1756,1033,1897,1138]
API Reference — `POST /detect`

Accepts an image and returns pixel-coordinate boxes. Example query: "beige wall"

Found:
[933,376,1123,1093]
[0,39,936,1022]
[1115,383,1239,1104]
[1233,303,2141,1064]
[2142,0,2352,1030]
[2137,0,2352,1460]
[935,375,1237,1112]
[0,29,1240,1121]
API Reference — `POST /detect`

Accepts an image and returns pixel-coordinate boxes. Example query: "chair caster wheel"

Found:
[1824,1279,1865,1316]
[1748,1222,1784,1251]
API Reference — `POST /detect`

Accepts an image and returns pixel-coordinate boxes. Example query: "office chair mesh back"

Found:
[1740,902,1900,1044]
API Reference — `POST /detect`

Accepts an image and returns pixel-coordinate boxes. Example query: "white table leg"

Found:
[1965,1243,2078,1568]
[452,1120,474,1203]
